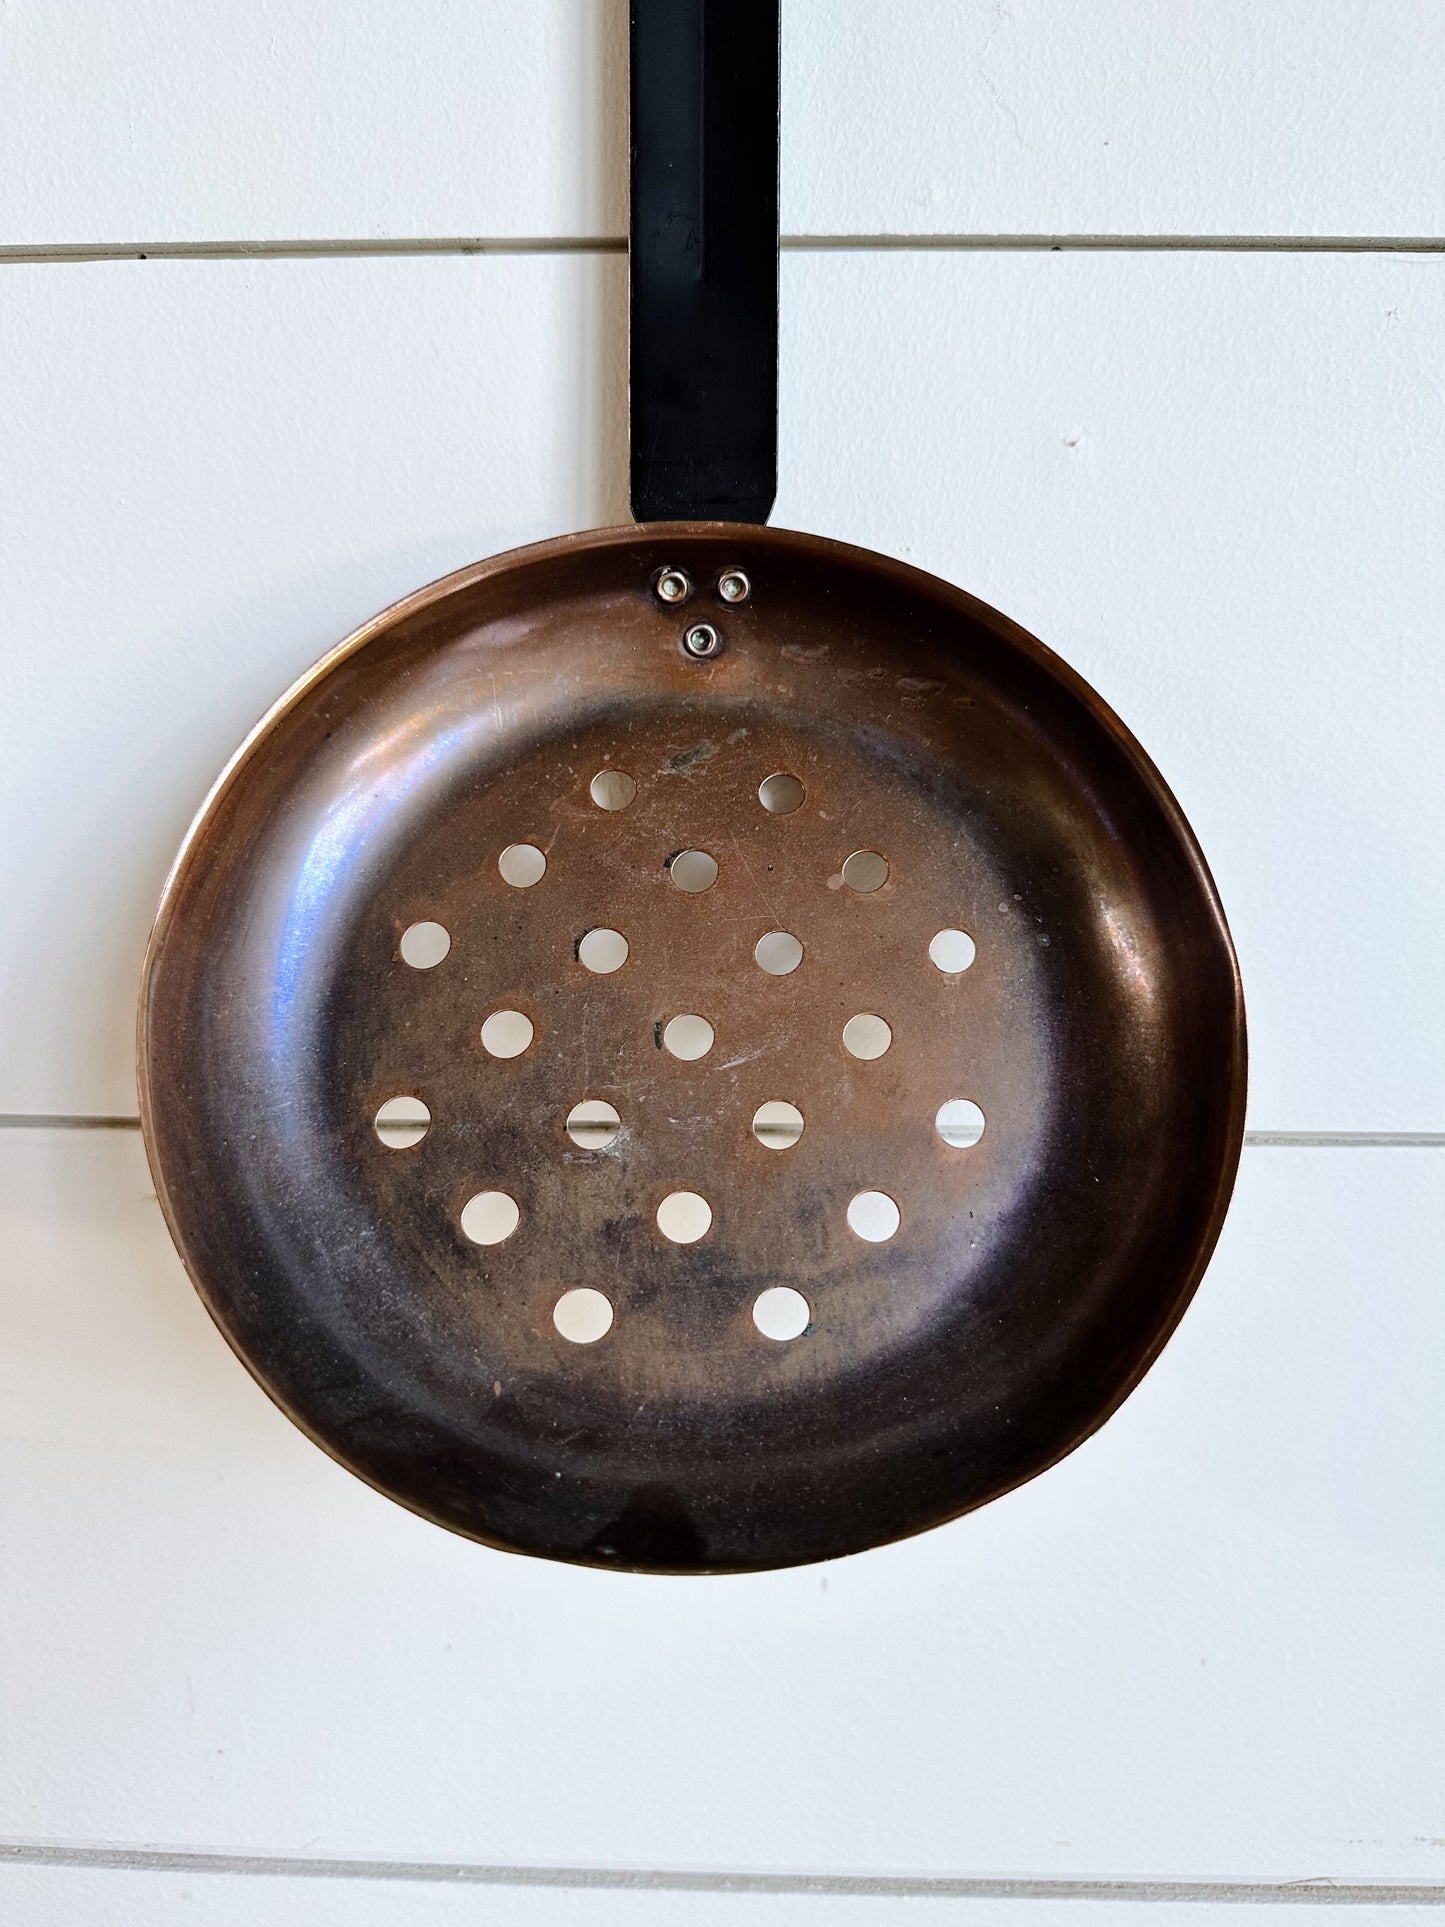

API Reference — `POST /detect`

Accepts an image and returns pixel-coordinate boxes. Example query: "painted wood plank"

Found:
[1,2,1441,247]
[1,1860,1441,1927]
[1,1129,1440,1877]
[784,2,1445,241]
[0,252,1440,1125]
[0,1,628,247]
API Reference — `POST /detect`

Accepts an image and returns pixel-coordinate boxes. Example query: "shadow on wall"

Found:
[582,0,630,527]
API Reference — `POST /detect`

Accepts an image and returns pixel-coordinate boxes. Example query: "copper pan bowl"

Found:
[139,523,1245,1572]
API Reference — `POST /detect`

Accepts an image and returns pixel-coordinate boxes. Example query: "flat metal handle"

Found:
[629,0,780,525]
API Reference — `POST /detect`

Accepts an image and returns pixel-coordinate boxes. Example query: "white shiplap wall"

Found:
[1,4,1442,1921]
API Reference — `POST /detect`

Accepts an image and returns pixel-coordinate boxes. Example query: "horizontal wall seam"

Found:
[0,236,628,263]
[1,233,1443,266]
[1,1842,1443,1902]
[1243,1132,1445,1146]
[792,233,1445,255]
[2,1118,1443,1146]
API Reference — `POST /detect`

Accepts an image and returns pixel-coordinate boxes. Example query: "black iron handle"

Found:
[629,0,780,525]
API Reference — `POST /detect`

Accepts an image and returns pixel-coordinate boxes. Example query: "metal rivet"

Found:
[655,567,690,604]
[718,569,750,604]
[683,622,722,659]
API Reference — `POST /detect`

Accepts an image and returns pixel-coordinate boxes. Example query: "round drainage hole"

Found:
[842,1013,892,1060]
[566,1099,622,1149]
[936,1099,986,1148]
[481,1009,534,1058]
[758,772,805,815]
[663,1014,714,1060]
[657,1191,712,1243]
[400,920,450,968]
[754,930,803,976]
[590,769,637,811]
[498,843,546,888]
[374,1096,430,1149]
[553,1287,613,1343]
[752,1101,804,1151]
[460,1190,520,1245]
[753,1286,810,1341]
[847,1191,900,1243]
[930,928,977,973]
[841,849,889,893]
[578,927,629,974]
[668,849,719,893]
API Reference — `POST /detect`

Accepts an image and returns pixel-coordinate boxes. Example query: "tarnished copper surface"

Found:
[138,524,1246,1572]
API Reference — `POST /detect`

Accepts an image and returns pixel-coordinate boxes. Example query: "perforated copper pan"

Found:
[140,3,1245,1571]
[138,521,1245,1572]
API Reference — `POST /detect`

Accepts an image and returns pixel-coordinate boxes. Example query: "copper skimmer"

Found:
[138,5,1245,1572]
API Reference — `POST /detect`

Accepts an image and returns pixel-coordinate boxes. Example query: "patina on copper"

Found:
[138,523,1246,1573]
